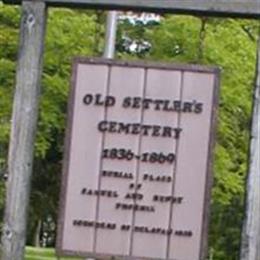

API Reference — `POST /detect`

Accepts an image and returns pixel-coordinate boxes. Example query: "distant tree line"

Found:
[0,4,258,259]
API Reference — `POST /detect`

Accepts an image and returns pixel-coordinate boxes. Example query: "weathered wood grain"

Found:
[240,36,260,260]
[4,0,260,18]
[1,1,47,259]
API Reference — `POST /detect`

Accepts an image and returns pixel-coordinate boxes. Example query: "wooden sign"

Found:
[4,0,260,18]
[57,58,219,260]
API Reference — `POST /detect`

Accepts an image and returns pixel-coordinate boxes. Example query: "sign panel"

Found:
[4,0,260,18]
[57,59,219,260]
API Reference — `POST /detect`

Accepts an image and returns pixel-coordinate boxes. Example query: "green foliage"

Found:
[0,3,18,158]
[0,3,20,224]
[25,246,82,259]
[0,3,103,246]
[118,16,257,259]
[30,8,103,246]
[37,8,101,158]
[0,3,258,259]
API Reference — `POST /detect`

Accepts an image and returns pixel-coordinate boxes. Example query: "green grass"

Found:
[25,247,83,260]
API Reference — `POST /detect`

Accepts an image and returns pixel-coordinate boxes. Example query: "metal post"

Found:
[103,10,118,59]
[1,1,47,259]
[85,11,118,260]
[240,33,260,260]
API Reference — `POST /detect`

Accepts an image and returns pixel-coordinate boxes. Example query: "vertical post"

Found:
[1,1,47,260]
[85,10,118,260]
[103,10,118,59]
[240,34,260,260]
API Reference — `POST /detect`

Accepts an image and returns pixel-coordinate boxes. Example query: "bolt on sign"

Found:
[57,58,220,260]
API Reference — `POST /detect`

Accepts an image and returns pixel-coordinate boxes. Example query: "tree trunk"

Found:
[34,219,42,248]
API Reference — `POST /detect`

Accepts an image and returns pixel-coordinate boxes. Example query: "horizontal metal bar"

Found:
[3,0,260,18]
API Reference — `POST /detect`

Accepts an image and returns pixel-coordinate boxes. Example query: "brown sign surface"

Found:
[57,58,219,260]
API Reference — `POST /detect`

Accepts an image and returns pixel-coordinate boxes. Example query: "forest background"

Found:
[0,3,258,259]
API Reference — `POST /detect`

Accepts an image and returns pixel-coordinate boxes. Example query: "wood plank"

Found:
[240,36,260,260]
[1,1,47,259]
[4,0,260,18]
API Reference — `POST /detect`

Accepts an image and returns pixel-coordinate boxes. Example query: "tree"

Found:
[0,3,105,246]
[0,3,258,259]
[0,3,19,227]
[117,15,257,259]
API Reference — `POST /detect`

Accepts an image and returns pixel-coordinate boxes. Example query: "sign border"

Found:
[56,58,220,260]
